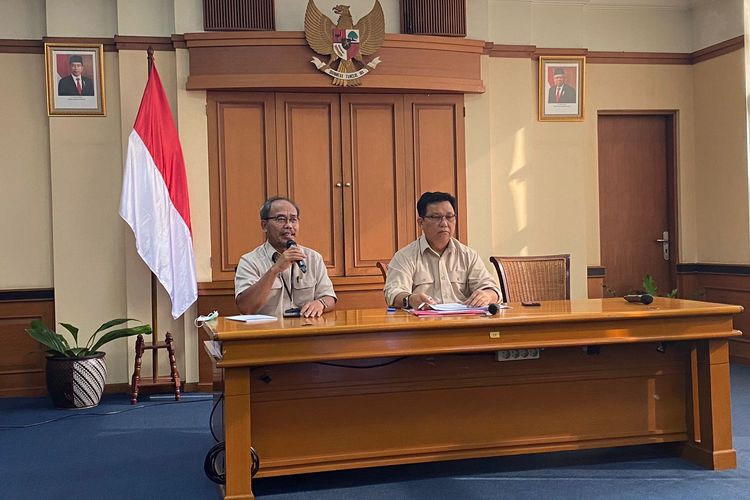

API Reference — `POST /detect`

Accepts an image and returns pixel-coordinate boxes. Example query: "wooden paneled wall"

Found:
[207,92,466,285]
[587,266,605,299]
[0,290,55,397]
[678,265,750,365]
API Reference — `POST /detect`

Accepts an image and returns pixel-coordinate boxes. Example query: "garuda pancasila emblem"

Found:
[304,1,385,87]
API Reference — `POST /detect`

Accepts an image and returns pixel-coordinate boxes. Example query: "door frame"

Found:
[597,110,679,292]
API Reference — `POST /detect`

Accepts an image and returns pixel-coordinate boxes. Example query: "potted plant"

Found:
[25,318,152,409]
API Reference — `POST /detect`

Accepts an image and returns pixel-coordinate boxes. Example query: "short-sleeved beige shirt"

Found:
[384,236,501,307]
[235,241,337,317]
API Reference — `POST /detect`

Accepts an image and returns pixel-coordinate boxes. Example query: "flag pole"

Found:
[125,44,191,402]
[146,45,159,383]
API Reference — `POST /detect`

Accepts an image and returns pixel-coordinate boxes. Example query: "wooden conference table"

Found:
[203,298,743,499]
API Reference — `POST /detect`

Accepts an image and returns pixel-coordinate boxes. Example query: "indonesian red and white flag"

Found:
[119,63,197,319]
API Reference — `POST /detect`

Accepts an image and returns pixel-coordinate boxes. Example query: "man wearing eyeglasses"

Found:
[384,192,501,310]
[235,197,336,317]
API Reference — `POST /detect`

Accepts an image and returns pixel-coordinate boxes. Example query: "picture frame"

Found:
[538,56,585,121]
[44,43,105,116]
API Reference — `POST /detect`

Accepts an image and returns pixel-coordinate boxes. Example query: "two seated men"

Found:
[235,192,500,317]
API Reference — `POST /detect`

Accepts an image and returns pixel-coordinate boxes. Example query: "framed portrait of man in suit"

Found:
[45,43,105,116]
[538,56,585,121]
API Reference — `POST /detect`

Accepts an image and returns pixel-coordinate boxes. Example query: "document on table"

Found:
[225,314,278,323]
[409,302,507,316]
[428,303,490,312]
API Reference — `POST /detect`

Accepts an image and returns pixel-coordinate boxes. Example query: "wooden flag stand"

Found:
[129,47,182,404]
[130,278,182,404]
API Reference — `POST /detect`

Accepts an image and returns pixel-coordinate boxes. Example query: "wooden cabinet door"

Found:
[275,94,344,277]
[207,92,277,281]
[341,95,408,276]
[404,94,467,242]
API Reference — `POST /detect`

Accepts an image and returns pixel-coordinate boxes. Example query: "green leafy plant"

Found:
[643,274,678,298]
[26,318,152,358]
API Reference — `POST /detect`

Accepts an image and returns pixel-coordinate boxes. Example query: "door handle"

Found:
[344,182,352,187]
[335,182,342,187]
[656,231,669,260]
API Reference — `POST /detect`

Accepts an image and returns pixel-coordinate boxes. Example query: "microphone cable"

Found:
[204,441,260,484]
[209,393,224,442]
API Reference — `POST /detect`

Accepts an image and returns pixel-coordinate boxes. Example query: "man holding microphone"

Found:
[235,197,336,317]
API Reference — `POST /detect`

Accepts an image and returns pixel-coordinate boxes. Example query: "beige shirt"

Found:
[384,236,501,307]
[235,241,337,317]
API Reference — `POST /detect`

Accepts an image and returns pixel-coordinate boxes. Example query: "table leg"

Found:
[683,339,736,469]
[223,367,254,499]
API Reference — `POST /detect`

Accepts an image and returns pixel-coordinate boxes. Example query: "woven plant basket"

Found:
[46,352,107,409]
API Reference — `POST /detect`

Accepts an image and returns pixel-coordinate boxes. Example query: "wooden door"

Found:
[275,94,344,276]
[341,95,407,276]
[404,95,467,242]
[207,93,277,281]
[598,114,676,296]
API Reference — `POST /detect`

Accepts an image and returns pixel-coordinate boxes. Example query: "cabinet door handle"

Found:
[335,182,342,187]
[344,182,352,187]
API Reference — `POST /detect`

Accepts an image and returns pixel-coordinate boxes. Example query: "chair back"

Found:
[376,261,389,280]
[489,254,570,303]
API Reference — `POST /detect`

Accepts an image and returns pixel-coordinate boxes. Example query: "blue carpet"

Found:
[2,366,750,499]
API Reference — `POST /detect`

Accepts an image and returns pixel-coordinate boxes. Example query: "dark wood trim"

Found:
[676,271,750,365]
[691,35,744,64]
[104,383,132,394]
[114,35,174,51]
[484,42,535,58]
[172,34,187,49]
[103,381,205,395]
[0,293,55,397]
[0,288,54,302]
[41,36,117,52]
[486,37,741,65]
[532,47,588,59]
[587,51,691,65]
[677,263,750,276]
[587,266,605,278]
[2,34,741,64]
[597,109,680,116]
[0,39,43,54]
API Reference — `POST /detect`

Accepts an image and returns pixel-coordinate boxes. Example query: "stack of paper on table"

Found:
[226,314,278,323]
[408,302,507,316]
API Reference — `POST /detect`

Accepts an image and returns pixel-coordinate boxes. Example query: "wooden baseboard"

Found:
[0,290,55,398]
[677,265,750,363]
[729,339,750,366]
[104,381,209,395]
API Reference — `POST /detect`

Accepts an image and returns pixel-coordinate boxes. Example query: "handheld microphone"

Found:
[624,293,653,305]
[285,240,307,273]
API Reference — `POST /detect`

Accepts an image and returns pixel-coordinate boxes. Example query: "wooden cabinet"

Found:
[206,92,466,290]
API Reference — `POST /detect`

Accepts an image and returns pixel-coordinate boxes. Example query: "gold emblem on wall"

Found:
[304,1,385,87]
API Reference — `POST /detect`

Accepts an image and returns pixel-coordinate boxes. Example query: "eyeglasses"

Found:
[423,214,457,223]
[263,216,300,225]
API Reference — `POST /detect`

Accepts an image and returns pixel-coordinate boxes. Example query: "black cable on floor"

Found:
[209,393,224,442]
[0,397,213,430]
[204,441,260,484]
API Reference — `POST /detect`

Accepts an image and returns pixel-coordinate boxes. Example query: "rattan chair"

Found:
[489,254,570,303]
[376,261,389,280]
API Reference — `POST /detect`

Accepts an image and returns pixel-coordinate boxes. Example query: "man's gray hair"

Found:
[259,196,300,220]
